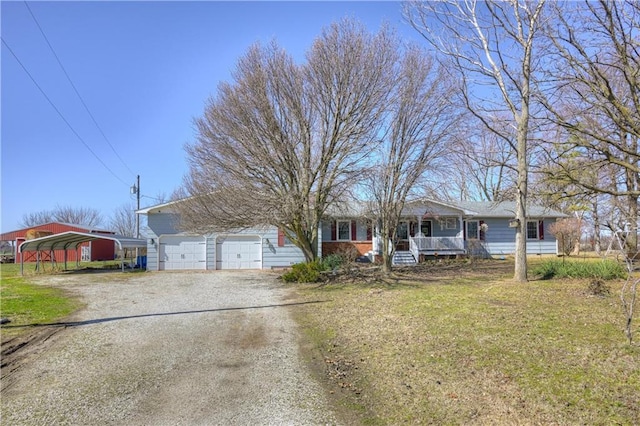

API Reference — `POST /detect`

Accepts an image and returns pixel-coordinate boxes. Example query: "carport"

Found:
[18,231,147,275]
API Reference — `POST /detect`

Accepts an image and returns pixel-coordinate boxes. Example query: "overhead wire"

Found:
[1,37,130,187]
[23,1,137,178]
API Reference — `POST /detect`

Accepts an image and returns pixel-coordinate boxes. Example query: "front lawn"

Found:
[294,259,640,425]
[1,264,82,340]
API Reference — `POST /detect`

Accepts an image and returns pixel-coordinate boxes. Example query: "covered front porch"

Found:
[373,234,467,263]
[371,200,478,264]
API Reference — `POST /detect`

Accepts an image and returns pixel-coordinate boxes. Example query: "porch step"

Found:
[393,251,416,266]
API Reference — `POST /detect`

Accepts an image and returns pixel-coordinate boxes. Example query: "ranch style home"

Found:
[138,198,567,271]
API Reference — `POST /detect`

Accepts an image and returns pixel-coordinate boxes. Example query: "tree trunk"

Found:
[514,111,529,282]
[381,222,393,275]
[593,197,601,254]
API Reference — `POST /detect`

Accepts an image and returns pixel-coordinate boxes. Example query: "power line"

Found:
[24,1,137,178]
[1,37,130,187]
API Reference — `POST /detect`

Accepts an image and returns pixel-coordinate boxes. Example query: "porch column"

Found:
[458,215,464,238]
[417,214,422,237]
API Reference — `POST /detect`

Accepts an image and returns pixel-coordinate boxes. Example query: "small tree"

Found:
[367,46,458,274]
[548,217,582,256]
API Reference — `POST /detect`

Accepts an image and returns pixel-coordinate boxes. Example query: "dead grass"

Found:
[293,259,640,425]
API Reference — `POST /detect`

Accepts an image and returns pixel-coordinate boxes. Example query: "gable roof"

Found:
[0,222,114,241]
[455,201,567,218]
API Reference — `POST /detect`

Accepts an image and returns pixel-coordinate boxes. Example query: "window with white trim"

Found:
[526,220,539,239]
[445,218,457,229]
[337,220,351,241]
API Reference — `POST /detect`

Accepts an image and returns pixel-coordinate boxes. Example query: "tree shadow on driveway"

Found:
[2,300,330,329]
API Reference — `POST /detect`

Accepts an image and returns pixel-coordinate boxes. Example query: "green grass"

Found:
[1,263,83,339]
[294,260,639,425]
[532,258,627,280]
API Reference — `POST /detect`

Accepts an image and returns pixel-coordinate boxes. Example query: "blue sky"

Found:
[1,1,421,232]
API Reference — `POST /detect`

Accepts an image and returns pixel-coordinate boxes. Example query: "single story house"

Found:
[0,222,117,263]
[323,199,567,264]
[138,198,567,271]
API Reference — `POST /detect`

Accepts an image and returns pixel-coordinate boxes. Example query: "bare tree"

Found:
[109,203,137,237]
[53,205,103,227]
[20,205,103,228]
[539,0,640,252]
[180,20,396,261]
[548,217,582,256]
[20,210,54,228]
[367,46,459,273]
[405,0,547,282]
[447,120,518,202]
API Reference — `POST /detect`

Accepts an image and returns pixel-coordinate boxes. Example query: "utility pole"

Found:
[130,175,141,268]
[136,174,140,239]
[131,175,140,238]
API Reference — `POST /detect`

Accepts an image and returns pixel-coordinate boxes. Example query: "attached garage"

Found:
[159,236,206,270]
[216,235,262,270]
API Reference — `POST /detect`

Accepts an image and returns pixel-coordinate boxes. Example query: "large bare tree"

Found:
[180,20,396,261]
[446,120,518,202]
[368,47,459,273]
[109,202,137,237]
[405,0,547,282]
[21,205,103,228]
[539,0,639,252]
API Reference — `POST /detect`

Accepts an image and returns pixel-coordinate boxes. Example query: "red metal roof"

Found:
[0,222,114,241]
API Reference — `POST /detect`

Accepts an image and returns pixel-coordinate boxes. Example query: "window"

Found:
[526,221,538,239]
[445,218,457,229]
[467,221,479,239]
[337,220,351,241]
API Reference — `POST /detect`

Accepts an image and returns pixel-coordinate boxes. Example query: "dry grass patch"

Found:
[293,260,639,425]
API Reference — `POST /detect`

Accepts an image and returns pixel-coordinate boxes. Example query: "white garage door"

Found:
[216,235,262,270]
[159,236,206,270]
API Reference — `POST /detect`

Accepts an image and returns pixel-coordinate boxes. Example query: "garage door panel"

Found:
[159,236,206,270]
[216,235,261,270]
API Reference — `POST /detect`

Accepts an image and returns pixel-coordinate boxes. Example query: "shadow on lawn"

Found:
[1,300,330,329]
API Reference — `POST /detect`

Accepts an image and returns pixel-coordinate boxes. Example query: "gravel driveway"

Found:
[1,270,337,425]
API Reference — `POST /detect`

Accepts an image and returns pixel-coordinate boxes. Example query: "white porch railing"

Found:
[410,236,465,252]
[409,237,419,260]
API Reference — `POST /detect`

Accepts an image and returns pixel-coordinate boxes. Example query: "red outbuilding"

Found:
[0,222,116,263]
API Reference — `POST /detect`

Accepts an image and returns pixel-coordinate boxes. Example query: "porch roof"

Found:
[402,198,478,217]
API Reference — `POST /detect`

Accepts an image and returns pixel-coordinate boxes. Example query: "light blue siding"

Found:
[481,218,558,256]
[147,213,181,237]
[430,218,461,238]
[145,213,181,271]
[259,228,306,268]
[142,211,309,269]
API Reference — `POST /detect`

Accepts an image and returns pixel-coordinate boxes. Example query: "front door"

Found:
[396,221,410,251]
[420,220,432,237]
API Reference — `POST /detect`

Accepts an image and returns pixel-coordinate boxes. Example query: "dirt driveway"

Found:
[1,270,337,425]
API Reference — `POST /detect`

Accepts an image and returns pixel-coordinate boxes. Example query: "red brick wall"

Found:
[322,241,372,257]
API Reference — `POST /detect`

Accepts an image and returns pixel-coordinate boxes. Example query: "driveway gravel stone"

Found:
[1,270,337,425]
